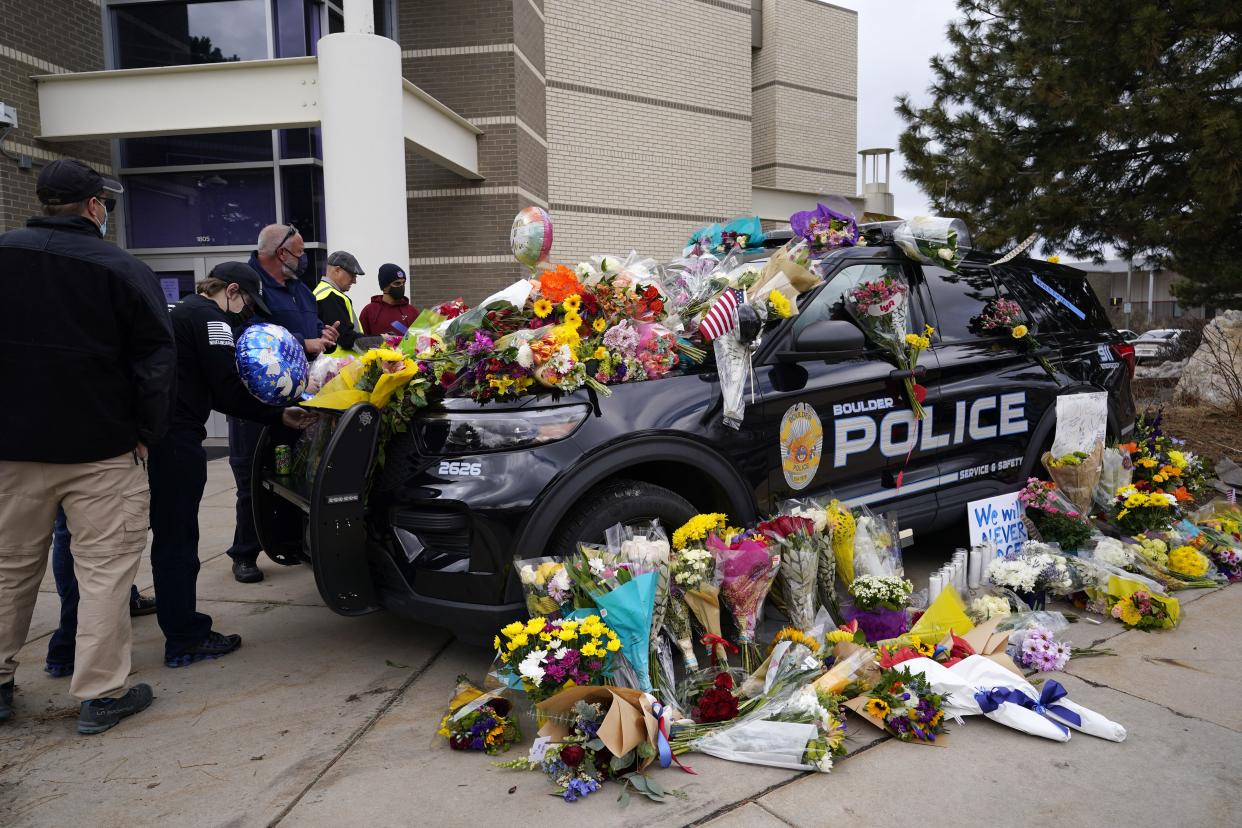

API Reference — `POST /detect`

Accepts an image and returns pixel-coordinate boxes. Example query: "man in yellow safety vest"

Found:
[313,250,364,352]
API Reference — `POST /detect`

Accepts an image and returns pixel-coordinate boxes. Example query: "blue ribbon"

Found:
[974,681,1082,735]
[650,701,674,769]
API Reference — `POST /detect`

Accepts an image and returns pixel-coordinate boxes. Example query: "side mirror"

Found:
[795,320,865,353]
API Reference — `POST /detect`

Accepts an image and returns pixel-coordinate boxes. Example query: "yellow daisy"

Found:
[533,298,553,318]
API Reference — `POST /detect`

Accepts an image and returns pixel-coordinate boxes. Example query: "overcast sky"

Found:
[826,0,962,217]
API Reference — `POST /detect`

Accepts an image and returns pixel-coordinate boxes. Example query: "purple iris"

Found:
[562,778,600,802]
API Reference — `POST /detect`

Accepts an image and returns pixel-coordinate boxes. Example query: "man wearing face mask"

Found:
[226,225,338,584]
[0,159,175,733]
[359,263,419,336]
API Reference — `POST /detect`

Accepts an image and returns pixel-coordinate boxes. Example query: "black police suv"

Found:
[253,224,1137,642]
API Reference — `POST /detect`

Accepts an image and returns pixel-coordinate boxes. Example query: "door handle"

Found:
[888,366,927,381]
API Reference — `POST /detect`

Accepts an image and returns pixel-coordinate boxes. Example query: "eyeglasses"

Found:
[275,223,297,253]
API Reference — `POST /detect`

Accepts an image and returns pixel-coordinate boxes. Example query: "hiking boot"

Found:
[130,592,158,617]
[77,684,153,735]
[232,559,264,583]
[0,680,12,723]
[165,631,242,668]
[44,662,74,679]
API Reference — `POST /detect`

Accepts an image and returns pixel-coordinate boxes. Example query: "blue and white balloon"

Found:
[236,322,308,405]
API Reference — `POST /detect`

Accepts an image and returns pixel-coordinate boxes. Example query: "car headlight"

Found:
[414,405,590,455]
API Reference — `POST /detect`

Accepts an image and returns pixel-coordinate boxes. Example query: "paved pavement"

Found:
[2,459,1240,827]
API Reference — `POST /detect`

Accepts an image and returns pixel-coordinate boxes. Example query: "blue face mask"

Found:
[281,248,308,278]
[98,212,108,238]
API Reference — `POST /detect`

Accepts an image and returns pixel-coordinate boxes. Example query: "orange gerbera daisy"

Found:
[1172,486,1194,502]
[537,265,584,303]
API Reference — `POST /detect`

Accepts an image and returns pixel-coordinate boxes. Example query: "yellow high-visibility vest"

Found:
[312,279,357,327]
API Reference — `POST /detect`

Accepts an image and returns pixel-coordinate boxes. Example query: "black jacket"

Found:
[170,295,285,439]
[0,215,176,463]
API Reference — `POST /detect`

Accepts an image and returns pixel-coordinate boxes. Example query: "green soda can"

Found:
[275,445,292,476]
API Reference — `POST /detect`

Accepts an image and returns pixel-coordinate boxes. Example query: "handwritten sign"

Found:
[967,491,1028,557]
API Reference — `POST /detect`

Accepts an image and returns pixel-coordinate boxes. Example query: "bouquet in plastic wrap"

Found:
[828,499,857,587]
[1019,478,1094,551]
[674,676,846,773]
[843,274,927,417]
[1043,392,1108,514]
[849,666,947,744]
[710,529,781,671]
[516,556,573,619]
[892,216,969,271]
[757,514,819,632]
[1094,445,1135,509]
[302,346,425,411]
[672,513,731,665]
[790,201,860,252]
[608,520,673,690]
[494,615,620,702]
[986,542,1073,609]
[973,297,1057,381]
[1112,484,1180,534]
[1106,573,1180,631]
[742,615,832,699]
[437,676,521,754]
[566,544,658,693]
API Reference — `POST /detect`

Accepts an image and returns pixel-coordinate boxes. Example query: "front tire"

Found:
[548,479,697,556]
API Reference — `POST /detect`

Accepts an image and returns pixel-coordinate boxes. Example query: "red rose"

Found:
[913,383,928,403]
[695,687,739,723]
[560,744,586,767]
[651,299,664,313]
[644,286,659,299]
[714,672,734,690]
[448,734,471,751]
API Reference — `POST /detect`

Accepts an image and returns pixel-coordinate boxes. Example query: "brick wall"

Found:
[400,0,548,306]
[751,0,857,199]
[543,0,753,264]
[0,0,111,235]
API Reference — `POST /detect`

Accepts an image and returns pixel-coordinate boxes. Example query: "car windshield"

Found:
[1139,330,1177,340]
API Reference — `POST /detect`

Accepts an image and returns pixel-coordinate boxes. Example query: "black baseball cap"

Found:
[210,261,272,317]
[326,250,364,275]
[378,263,406,288]
[37,159,123,206]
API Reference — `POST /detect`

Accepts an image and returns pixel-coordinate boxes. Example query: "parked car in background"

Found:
[1134,329,1191,364]
[1116,328,1140,343]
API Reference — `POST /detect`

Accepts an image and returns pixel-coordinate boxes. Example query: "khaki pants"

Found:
[0,453,149,701]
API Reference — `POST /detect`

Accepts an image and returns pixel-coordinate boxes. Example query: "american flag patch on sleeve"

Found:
[206,320,235,348]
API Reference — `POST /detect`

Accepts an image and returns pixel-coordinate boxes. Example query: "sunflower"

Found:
[864,698,891,719]
[533,298,553,318]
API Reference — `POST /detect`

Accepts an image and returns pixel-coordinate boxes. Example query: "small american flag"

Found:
[698,288,742,342]
[1229,487,1237,505]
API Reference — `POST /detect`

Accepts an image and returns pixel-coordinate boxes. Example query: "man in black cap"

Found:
[0,159,175,734]
[313,250,364,352]
[359,263,419,336]
[147,262,316,667]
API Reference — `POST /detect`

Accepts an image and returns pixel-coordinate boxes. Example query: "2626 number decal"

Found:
[438,461,482,477]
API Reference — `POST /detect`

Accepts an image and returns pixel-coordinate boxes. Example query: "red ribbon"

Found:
[700,633,739,668]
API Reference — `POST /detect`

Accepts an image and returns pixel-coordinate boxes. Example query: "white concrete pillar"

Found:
[344,0,375,35]
[318,32,408,303]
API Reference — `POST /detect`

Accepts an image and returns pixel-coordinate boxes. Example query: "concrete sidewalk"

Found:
[2,459,1240,827]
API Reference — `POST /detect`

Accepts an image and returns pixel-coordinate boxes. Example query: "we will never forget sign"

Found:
[967,491,1028,557]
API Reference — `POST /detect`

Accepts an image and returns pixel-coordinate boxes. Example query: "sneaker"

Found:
[77,684,154,735]
[44,662,74,679]
[165,631,242,668]
[0,680,12,723]
[231,559,264,583]
[130,593,158,617]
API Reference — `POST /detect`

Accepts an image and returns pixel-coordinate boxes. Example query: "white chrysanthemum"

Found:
[518,650,547,684]
[517,343,534,369]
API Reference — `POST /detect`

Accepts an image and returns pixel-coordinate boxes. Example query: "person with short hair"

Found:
[313,250,364,352]
[0,159,175,734]
[359,263,419,336]
[227,225,339,584]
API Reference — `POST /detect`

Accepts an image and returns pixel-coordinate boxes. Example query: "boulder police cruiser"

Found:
[253,224,1137,642]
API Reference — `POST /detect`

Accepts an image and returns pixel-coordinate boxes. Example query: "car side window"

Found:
[998,266,1111,333]
[921,265,1006,343]
[793,263,912,340]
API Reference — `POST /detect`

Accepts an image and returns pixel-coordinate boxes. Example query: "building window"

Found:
[122,131,274,167]
[280,165,326,243]
[124,170,277,248]
[112,0,269,69]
